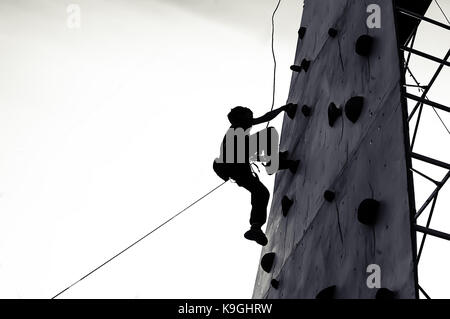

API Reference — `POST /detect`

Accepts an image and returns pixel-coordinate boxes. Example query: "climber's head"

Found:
[228,106,253,129]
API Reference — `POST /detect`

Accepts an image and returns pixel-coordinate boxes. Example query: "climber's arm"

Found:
[252,103,293,125]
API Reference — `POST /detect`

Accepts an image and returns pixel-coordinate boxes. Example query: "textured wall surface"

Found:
[253,0,417,299]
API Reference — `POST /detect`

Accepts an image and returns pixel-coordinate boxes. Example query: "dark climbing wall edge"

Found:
[392,0,419,299]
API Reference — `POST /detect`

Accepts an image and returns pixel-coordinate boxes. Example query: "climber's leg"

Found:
[234,170,270,246]
[244,177,270,227]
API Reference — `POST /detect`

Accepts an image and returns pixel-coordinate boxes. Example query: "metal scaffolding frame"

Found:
[395,1,450,299]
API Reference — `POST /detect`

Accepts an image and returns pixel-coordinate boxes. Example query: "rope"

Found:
[431,106,450,135]
[51,181,227,299]
[406,67,450,136]
[266,0,282,128]
[434,0,450,25]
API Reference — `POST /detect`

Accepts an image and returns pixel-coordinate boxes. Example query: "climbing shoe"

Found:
[244,228,268,246]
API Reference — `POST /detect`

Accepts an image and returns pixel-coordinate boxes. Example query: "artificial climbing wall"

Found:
[253,0,417,299]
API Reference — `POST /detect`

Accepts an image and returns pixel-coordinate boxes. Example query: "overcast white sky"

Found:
[0,0,449,299]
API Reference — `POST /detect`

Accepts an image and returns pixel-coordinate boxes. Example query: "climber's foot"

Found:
[244,228,268,246]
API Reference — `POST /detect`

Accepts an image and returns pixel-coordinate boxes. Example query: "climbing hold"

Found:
[289,160,300,174]
[328,28,338,38]
[324,190,335,202]
[355,35,374,56]
[291,60,310,73]
[316,285,336,299]
[286,103,298,119]
[357,199,380,226]
[300,58,310,72]
[279,151,288,161]
[290,65,302,73]
[328,103,342,127]
[278,152,300,175]
[376,288,396,299]
[271,279,280,289]
[281,196,293,217]
[301,105,312,117]
[260,252,276,273]
[298,27,307,39]
[345,96,364,123]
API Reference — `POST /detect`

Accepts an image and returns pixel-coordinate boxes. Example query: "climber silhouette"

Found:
[213,104,296,246]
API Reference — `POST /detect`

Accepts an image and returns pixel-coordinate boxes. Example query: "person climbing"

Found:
[213,104,296,246]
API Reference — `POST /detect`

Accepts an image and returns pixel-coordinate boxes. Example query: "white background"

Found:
[0,0,449,298]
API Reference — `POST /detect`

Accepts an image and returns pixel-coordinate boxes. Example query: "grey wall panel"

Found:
[253,0,416,299]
